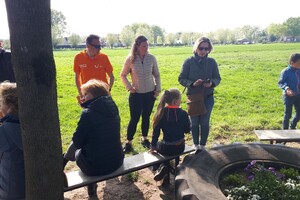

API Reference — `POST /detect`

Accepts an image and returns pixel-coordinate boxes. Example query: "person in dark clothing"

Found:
[149,88,190,184]
[0,82,25,199]
[63,79,124,197]
[0,48,15,82]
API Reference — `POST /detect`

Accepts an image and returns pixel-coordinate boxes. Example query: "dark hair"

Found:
[129,35,148,63]
[289,53,300,64]
[153,88,181,128]
[86,34,100,45]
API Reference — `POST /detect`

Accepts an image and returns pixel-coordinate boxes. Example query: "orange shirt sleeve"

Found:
[74,53,81,74]
[103,54,113,74]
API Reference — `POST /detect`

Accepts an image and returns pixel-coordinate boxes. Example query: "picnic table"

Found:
[254,129,300,144]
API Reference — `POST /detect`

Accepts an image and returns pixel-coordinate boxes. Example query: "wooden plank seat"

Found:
[255,129,300,144]
[64,145,193,192]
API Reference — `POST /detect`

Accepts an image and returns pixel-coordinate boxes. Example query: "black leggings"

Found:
[157,142,185,156]
[127,91,156,141]
[154,142,185,169]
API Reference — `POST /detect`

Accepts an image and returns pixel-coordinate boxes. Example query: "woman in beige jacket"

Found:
[120,35,161,153]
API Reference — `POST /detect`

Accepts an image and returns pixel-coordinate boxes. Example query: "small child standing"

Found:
[149,88,190,184]
[278,53,300,129]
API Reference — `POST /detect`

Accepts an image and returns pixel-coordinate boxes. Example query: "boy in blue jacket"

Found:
[278,53,300,129]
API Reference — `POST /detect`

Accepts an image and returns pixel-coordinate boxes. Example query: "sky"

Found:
[0,0,299,39]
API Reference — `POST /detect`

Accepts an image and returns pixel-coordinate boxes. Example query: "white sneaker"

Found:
[200,145,206,151]
[194,144,200,151]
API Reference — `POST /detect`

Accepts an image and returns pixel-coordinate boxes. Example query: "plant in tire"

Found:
[222,161,300,200]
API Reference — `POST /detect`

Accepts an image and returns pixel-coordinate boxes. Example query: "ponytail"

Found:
[153,89,181,128]
[153,90,169,128]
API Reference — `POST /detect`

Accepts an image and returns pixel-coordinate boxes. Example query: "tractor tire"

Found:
[175,143,300,200]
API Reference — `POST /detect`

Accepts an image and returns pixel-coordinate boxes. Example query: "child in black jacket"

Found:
[63,79,124,197]
[149,88,190,184]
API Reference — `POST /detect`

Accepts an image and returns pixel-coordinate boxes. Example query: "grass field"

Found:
[54,43,300,151]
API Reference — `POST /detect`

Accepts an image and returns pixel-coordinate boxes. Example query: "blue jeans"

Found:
[190,95,214,146]
[283,95,300,129]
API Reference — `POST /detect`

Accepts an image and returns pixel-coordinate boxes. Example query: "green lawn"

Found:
[54,43,300,151]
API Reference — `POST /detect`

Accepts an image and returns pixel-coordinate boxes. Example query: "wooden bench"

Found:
[64,145,193,192]
[254,129,300,144]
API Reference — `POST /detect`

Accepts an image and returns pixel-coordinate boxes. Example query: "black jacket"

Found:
[151,107,190,147]
[0,49,15,82]
[0,115,25,199]
[73,96,124,175]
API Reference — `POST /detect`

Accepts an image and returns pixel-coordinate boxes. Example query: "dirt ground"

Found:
[64,142,300,200]
[64,165,177,200]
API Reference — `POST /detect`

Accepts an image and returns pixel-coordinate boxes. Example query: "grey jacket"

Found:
[0,115,25,200]
[178,54,221,95]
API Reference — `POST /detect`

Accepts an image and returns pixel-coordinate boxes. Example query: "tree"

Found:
[150,25,164,44]
[120,26,135,48]
[284,17,300,40]
[165,33,177,45]
[136,27,153,44]
[180,32,192,45]
[191,32,203,44]
[215,29,230,44]
[131,23,150,34]
[68,33,82,48]
[240,25,261,43]
[5,0,63,199]
[51,9,67,48]
[106,33,119,48]
[267,23,286,40]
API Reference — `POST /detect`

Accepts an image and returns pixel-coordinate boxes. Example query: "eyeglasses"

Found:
[89,43,101,49]
[198,47,209,51]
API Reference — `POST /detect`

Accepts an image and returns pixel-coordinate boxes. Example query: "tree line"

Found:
[1,10,300,49]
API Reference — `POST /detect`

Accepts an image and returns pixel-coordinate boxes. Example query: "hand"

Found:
[203,81,212,88]
[154,91,160,98]
[193,79,204,87]
[286,88,295,96]
[129,87,136,93]
[76,95,84,104]
[148,148,157,154]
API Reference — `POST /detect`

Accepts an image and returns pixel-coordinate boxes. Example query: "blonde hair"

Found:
[0,81,18,115]
[129,35,148,63]
[153,88,181,128]
[80,79,109,98]
[193,37,213,54]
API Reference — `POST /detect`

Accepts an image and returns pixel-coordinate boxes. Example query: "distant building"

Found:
[236,38,251,44]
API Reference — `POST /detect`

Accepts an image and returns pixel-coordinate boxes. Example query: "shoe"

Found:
[154,165,169,181]
[123,143,132,153]
[161,174,170,186]
[87,183,97,197]
[152,164,159,171]
[193,144,200,151]
[141,139,151,149]
[200,145,206,150]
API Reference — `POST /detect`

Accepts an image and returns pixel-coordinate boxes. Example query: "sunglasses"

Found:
[89,43,101,49]
[198,47,209,51]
